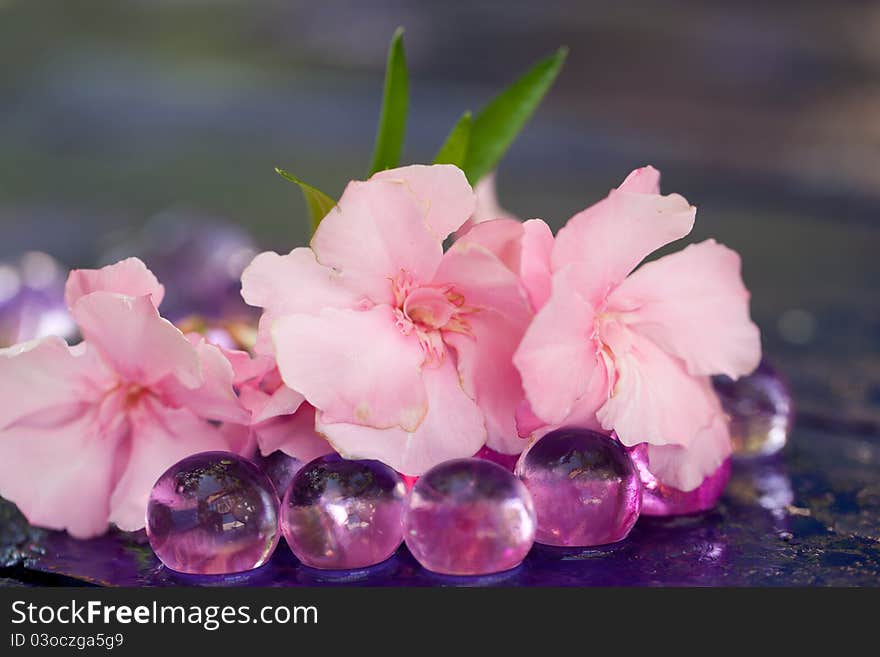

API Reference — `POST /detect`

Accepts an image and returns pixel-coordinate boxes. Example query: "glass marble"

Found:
[281,454,406,570]
[628,443,730,516]
[515,428,641,547]
[253,450,304,498]
[713,359,793,457]
[404,458,536,576]
[146,452,281,575]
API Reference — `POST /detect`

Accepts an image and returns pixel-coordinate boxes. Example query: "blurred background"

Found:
[0,0,878,431]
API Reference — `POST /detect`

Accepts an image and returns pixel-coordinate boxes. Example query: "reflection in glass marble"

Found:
[146,452,281,575]
[281,455,406,570]
[516,429,641,546]
[628,444,730,516]
[713,359,793,457]
[405,458,536,575]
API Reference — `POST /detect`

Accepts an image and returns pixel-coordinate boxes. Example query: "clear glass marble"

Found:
[515,428,641,547]
[404,458,536,575]
[713,359,793,457]
[281,454,406,570]
[146,451,281,575]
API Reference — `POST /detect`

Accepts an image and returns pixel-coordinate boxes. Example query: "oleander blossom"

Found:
[454,172,517,239]
[222,350,334,464]
[513,166,762,491]
[0,258,250,537]
[241,164,534,474]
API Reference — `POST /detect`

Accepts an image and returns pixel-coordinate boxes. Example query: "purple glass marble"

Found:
[404,458,536,575]
[146,452,281,575]
[253,451,304,499]
[713,359,793,457]
[515,428,641,547]
[0,252,75,348]
[281,454,406,570]
[628,443,731,516]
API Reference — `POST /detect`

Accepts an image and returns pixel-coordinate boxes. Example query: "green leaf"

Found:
[275,167,336,233]
[369,27,409,175]
[433,111,472,167]
[463,47,568,184]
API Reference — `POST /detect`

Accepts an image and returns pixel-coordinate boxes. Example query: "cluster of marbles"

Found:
[145,360,793,577]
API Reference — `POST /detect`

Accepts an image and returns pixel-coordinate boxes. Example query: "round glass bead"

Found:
[515,428,641,547]
[404,458,536,576]
[146,451,281,575]
[628,443,731,516]
[712,359,793,457]
[281,454,406,570]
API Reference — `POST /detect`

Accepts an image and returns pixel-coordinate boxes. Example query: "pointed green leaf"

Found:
[275,167,336,233]
[433,111,472,167]
[463,47,567,184]
[369,27,409,175]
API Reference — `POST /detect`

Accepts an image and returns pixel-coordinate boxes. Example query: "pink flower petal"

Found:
[240,248,362,317]
[216,347,274,386]
[311,178,445,304]
[158,337,250,424]
[0,337,113,430]
[445,309,529,455]
[454,171,515,238]
[271,305,428,431]
[609,239,761,378]
[646,405,732,491]
[513,268,603,425]
[108,401,232,531]
[434,240,532,324]
[0,408,126,538]
[65,258,165,310]
[316,357,486,475]
[255,403,333,462]
[471,172,517,223]
[71,292,202,388]
[596,328,719,449]
[455,218,524,269]
[454,218,554,311]
[552,167,695,305]
[372,164,475,241]
[617,165,661,194]
[240,382,306,425]
[519,219,555,310]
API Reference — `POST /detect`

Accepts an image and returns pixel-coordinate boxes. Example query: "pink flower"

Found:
[455,172,517,238]
[241,165,534,474]
[225,351,333,464]
[0,258,250,537]
[513,167,761,490]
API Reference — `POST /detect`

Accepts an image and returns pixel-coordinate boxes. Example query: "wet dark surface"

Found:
[1,422,878,586]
